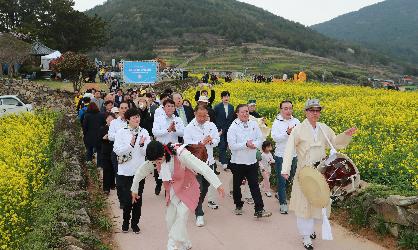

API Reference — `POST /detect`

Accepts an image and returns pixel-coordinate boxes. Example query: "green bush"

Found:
[19,64,42,74]
[398,228,418,250]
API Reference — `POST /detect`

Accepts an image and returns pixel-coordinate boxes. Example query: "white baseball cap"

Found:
[198,96,209,103]
[111,107,119,113]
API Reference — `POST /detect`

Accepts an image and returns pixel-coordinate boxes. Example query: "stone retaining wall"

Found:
[0,79,74,112]
[371,195,418,237]
[346,181,418,240]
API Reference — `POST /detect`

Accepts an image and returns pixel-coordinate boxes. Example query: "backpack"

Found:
[78,106,88,122]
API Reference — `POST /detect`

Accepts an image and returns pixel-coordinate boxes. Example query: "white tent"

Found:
[41,51,61,70]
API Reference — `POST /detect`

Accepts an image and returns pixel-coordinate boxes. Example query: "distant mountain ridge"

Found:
[86,0,388,65]
[312,0,418,64]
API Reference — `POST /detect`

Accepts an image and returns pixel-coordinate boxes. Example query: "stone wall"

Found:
[0,78,200,113]
[0,79,74,112]
[347,182,418,240]
[371,195,418,237]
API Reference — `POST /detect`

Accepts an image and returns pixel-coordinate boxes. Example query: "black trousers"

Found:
[230,163,264,212]
[111,151,122,203]
[154,168,162,191]
[96,144,102,167]
[118,175,145,226]
[85,146,95,162]
[195,174,210,217]
[102,157,115,192]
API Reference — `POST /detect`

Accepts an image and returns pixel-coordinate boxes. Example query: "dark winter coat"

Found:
[82,111,105,147]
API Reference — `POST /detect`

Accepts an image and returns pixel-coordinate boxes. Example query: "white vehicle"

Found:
[0,95,33,117]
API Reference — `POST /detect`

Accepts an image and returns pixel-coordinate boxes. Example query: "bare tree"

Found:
[0,33,31,78]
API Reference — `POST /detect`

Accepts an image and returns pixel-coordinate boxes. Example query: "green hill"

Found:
[87,0,389,65]
[157,44,399,84]
[312,0,418,65]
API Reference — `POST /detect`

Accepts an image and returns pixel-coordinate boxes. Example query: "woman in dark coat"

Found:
[82,102,105,163]
[99,112,117,194]
[136,97,154,137]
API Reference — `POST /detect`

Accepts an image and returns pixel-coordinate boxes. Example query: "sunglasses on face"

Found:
[307,109,321,113]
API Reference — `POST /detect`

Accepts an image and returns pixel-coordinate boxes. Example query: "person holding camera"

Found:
[131,141,225,250]
[195,83,215,107]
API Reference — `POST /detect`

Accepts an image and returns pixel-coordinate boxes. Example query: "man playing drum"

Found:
[281,99,357,250]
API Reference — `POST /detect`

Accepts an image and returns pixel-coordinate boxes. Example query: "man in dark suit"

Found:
[114,89,124,107]
[173,93,194,126]
[214,91,235,171]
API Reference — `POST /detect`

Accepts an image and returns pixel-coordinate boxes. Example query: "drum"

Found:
[185,144,208,163]
[316,153,360,199]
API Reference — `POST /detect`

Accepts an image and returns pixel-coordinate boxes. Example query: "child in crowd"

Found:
[259,141,275,197]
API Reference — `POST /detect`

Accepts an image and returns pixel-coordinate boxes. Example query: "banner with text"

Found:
[122,61,158,84]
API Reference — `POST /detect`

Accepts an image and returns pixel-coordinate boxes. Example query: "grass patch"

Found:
[398,228,418,250]
[85,160,114,248]
[36,80,109,92]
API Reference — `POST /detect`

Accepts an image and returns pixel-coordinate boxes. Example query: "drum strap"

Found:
[318,125,337,156]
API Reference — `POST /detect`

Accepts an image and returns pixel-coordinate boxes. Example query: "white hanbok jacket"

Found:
[281,119,352,219]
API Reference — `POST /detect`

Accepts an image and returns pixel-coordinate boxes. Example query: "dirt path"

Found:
[107,170,386,250]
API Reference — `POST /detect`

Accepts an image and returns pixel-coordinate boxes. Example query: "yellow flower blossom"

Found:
[0,111,57,249]
[184,79,418,191]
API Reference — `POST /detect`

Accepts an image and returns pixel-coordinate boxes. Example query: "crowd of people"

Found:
[75,82,357,250]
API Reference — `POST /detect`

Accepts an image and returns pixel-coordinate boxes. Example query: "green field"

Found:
[157,44,398,84]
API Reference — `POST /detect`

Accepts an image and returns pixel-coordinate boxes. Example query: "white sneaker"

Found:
[208,201,219,209]
[222,164,228,171]
[167,238,179,250]
[195,216,205,227]
[303,236,313,250]
[265,192,272,197]
[280,204,288,214]
[182,240,192,250]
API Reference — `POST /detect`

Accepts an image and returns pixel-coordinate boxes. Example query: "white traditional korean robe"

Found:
[281,119,352,219]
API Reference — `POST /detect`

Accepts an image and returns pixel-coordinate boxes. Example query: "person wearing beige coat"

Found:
[281,99,357,250]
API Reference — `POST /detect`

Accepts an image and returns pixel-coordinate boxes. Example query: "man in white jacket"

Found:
[271,100,300,214]
[114,108,151,233]
[183,105,220,227]
[227,104,272,218]
[152,98,185,196]
[152,99,185,145]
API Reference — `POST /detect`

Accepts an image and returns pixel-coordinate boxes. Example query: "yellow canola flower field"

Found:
[0,111,57,249]
[184,80,418,191]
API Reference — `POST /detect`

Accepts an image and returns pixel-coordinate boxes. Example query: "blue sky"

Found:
[73,0,384,26]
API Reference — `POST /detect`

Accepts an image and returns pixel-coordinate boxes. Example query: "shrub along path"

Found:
[106,170,386,250]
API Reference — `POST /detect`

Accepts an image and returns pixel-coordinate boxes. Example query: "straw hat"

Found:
[298,166,331,208]
[248,115,271,138]
[257,118,271,138]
